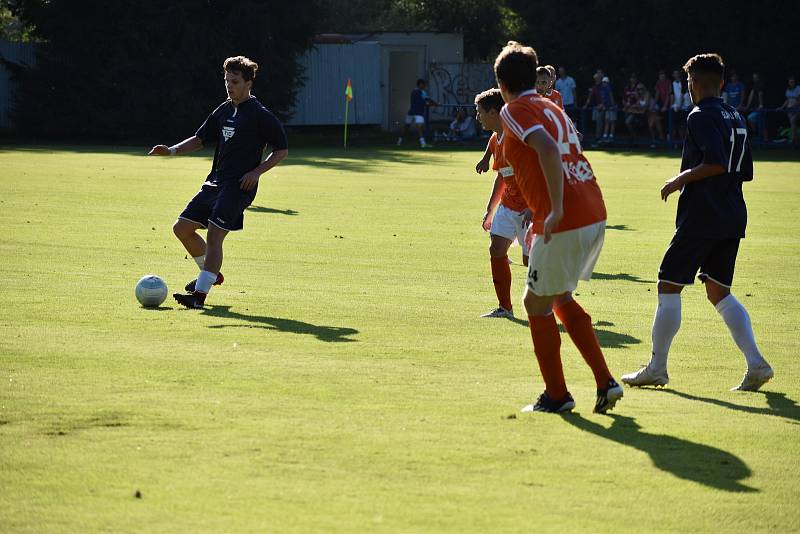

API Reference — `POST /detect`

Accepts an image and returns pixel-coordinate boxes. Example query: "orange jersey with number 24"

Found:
[500,90,606,234]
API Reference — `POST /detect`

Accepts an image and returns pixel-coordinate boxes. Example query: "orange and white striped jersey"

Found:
[487,132,527,213]
[500,90,606,234]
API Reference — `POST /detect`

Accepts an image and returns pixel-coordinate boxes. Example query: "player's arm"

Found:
[660,163,726,201]
[661,112,727,201]
[525,129,563,243]
[483,173,506,231]
[475,140,492,173]
[148,135,203,156]
[239,148,289,191]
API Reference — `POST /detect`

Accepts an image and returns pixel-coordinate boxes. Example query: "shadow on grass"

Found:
[592,272,654,284]
[506,318,640,349]
[562,413,757,492]
[246,205,299,216]
[606,224,634,231]
[201,305,358,343]
[664,390,800,425]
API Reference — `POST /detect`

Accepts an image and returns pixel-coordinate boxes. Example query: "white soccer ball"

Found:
[135,275,168,307]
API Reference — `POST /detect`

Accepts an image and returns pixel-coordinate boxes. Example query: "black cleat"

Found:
[594,379,624,414]
[185,272,224,292]
[173,292,207,309]
[521,391,576,413]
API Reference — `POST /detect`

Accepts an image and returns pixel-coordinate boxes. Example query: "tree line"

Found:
[3,0,795,140]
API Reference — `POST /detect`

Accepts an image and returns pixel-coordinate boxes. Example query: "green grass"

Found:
[1,144,798,533]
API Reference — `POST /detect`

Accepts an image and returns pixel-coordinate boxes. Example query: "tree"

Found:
[8,0,321,140]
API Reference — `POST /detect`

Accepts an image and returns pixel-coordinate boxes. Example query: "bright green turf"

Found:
[1,144,798,533]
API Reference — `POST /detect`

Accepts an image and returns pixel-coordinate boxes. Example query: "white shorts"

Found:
[526,221,605,296]
[405,114,425,125]
[490,204,530,255]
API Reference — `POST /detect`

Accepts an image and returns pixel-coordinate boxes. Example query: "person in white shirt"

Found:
[555,66,577,110]
[779,76,800,145]
[449,107,477,139]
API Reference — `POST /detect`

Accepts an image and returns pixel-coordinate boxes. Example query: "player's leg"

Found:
[415,119,427,147]
[520,232,573,413]
[621,234,706,386]
[483,205,516,318]
[173,218,206,259]
[174,188,226,292]
[700,240,773,391]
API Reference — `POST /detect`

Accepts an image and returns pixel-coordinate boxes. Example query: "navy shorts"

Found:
[178,183,256,232]
[658,234,740,288]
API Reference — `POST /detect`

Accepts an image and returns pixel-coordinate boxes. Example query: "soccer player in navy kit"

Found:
[622,53,774,391]
[148,56,288,308]
[396,79,437,148]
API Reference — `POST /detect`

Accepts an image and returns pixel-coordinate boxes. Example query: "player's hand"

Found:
[240,170,261,191]
[521,208,532,227]
[475,158,490,174]
[542,209,563,244]
[148,145,170,156]
[482,211,493,232]
[660,176,682,201]
[524,224,534,249]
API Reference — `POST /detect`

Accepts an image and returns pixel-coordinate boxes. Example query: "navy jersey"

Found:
[676,97,753,239]
[408,88,429,116]
[195,97,288,187]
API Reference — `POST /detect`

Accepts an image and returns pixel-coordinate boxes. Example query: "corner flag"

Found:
[344,79,353,149]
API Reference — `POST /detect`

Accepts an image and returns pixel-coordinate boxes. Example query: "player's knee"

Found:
[173,220,190,239]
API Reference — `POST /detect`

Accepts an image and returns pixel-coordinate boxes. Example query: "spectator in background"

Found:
[599,76,617,140]
[670,69,684,140]
[723,71,746,112]
[746,72,767,141]
[654,70,671,113]
[448,107,477,139]
[622,74,639,136]
[584,71,605,139]
[624,81,649,139]
[643,84,664,142]
[556,66,577,111]
[779,76,800,145]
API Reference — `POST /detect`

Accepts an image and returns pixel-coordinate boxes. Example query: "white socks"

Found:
[715,294,767,369]
[193,255,206,270]
[195,270,217,294]
[650,293,681,371]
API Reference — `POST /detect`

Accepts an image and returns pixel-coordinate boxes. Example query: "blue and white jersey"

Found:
[408,88,430,116]
[677,96,752,239]
[196,96,288,187]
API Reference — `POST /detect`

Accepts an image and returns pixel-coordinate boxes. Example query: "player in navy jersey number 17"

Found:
[148,56,288,308]
[621,53,774,392]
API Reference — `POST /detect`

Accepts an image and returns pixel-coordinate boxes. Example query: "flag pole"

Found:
[344,98,349,150]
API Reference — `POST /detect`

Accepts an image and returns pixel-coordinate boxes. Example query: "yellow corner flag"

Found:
[344,79,353,149]
[345,79,353,102]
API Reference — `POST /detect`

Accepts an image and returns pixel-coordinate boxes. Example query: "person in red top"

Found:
[474,88,532,319]
[495,41,623,414]
[536,65,563,109]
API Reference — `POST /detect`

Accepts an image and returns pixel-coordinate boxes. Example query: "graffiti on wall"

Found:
[428,63,495,120]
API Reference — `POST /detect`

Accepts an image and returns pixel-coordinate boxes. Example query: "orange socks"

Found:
[490,256,513,311]
[554,299,612,388]
[528,313,568,401]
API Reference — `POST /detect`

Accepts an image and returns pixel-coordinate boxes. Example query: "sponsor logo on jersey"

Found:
[222,126,235,142]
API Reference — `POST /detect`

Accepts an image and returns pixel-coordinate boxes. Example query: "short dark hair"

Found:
[417,78,426,87]
[494,41,538,94]
[544,64,556,78]
[224,56,258,81]
[536,66,550,77]
[683,53,724,85]
[474,88,504,112]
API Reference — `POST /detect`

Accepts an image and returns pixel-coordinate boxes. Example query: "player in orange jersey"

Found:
[495,41,623,414]
[474,88,532,319]
[536,65,563,109]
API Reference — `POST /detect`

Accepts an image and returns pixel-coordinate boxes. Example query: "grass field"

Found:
[1,144,799,533]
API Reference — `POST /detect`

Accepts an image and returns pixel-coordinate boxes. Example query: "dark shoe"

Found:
[185,272,224,292]
[173,291,207,309]
[594,379,624,414]
[521,391,575,413]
